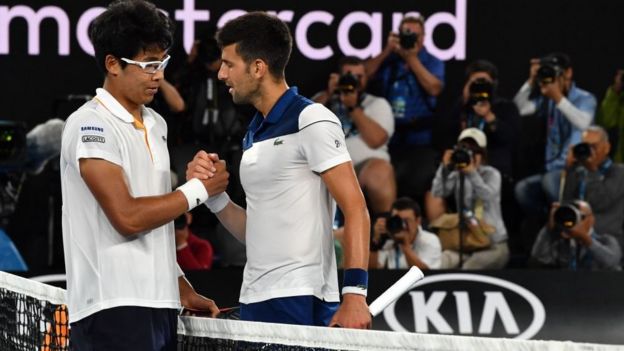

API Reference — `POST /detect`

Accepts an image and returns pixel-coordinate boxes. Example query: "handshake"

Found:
[178,151,230,212]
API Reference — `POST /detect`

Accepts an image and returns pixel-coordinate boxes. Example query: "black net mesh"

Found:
[0,287,69,351]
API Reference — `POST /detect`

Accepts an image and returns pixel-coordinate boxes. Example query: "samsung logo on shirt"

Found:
[81,126,104,132]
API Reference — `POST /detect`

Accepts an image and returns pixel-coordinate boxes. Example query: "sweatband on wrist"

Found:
[177,178,209,211]
[342,268,368,297]
[204,192,230,213]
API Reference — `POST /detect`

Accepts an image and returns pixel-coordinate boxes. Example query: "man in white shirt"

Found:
[313,56,396,215]
[370,197,441,270]
[186,12,371,329]
[61,1,225,349]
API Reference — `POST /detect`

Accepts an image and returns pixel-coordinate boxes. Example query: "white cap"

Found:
[458,128,487,148]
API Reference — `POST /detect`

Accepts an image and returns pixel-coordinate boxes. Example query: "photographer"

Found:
[431,129,509,269]
[313,56,396,214]
[561,126,624,250]
[364,15,444,207]
[596,69,624,163]
[369,197,441,270]
[443,60,521,181]
[513,53,596,215]
[530,201,621,270]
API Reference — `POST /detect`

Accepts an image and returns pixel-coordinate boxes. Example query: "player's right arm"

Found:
[80,158,228,236]
[186,151,247,242]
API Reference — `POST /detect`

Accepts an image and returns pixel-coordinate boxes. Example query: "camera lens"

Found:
[337,72,359,93]
[553,205,581,229]
[386,215,406,235]
[450,146,472,169]
[572,143,592,162]
[468,78,493,105]
[399,31,417,49]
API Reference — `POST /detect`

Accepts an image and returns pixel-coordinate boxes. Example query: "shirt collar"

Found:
[261,86,298,124]
[94,88,153,128]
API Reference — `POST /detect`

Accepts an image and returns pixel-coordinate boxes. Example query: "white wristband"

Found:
[205,192,230,213]
[341,286,368,297]
[176,178,209,211]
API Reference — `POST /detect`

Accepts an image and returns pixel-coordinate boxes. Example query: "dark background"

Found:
[2,0,624,294]
[0,0,623,127]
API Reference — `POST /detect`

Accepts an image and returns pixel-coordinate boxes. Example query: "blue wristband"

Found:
[343,268,368,289]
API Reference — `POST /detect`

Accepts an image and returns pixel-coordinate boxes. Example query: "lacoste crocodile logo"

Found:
[273,138,284,146]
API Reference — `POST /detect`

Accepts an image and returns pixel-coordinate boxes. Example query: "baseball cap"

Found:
[458,128,487,148]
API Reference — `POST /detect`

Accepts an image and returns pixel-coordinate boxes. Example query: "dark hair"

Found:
[89,0,175,74]
[392,197,422,218]
[337,56,364,71]
[465,59,499,83]
[216,12,292,79]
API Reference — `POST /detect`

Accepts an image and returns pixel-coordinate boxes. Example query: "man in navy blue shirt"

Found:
[365,15,445,204]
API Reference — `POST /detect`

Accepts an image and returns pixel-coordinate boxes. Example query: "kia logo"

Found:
[383,274,546,339]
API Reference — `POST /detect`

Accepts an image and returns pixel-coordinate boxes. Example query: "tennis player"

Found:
[60,1,226,349]
[186,12,372,329]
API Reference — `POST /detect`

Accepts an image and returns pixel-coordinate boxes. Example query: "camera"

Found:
[572,142,592,163]
[529,56,566,99]
[450,145,473,170]
[399,30,418,49]
[336,72,360,94]
[468,78,494,106]
[386,215,406,235]
[553,203,584,230]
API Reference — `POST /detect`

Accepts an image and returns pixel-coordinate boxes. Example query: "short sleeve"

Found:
[298,104,351,173]
[365,96,395,137]
[63,111,122,169]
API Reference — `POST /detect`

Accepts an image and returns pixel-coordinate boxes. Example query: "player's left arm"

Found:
[321,163,372,329]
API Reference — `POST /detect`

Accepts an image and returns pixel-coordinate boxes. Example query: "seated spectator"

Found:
[430,128,509,269]
[313,56,396,215]
[513,52,596,215]
[369,197,441,270]
[596,69,624,162]
[561,126,624,250]
[364,15,444,205]
[530,200,621,270]
[175,212,214,270]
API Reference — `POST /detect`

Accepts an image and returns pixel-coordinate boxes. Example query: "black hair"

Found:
[216,12,292,79]
[465,59,499,83]
[337,56,364,71]
[89,0,175,74]
[392,197,422,218]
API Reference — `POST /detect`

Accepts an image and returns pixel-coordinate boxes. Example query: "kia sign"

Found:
[382,274,545,339]
[22,269,624,344]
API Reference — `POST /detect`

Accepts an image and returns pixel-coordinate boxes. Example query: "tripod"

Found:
[457,172,466,268]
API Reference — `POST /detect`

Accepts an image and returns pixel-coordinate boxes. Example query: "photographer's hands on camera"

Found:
[385,31,420,59]
[371,217,410,251]
[528,58,564,103]
[442,149,476,174]
[547,202,593,247]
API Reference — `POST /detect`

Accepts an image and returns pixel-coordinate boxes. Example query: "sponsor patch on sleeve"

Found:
[81,135,105,143]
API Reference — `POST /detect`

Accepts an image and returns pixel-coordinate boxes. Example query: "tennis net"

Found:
[1,271,620,351]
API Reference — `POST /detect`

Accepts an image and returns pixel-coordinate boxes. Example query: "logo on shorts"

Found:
[82,135,105,143]
[273,138,284,146]
[335,140,342,148]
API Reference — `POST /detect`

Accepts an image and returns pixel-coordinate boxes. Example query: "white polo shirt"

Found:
[238,87,351,304]
[60,88,180,322]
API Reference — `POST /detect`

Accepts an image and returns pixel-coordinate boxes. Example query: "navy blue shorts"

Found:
[70,306,178,351]
[240,296,339,326]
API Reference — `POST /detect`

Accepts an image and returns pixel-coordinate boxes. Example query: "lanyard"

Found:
[578,158,612,200]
